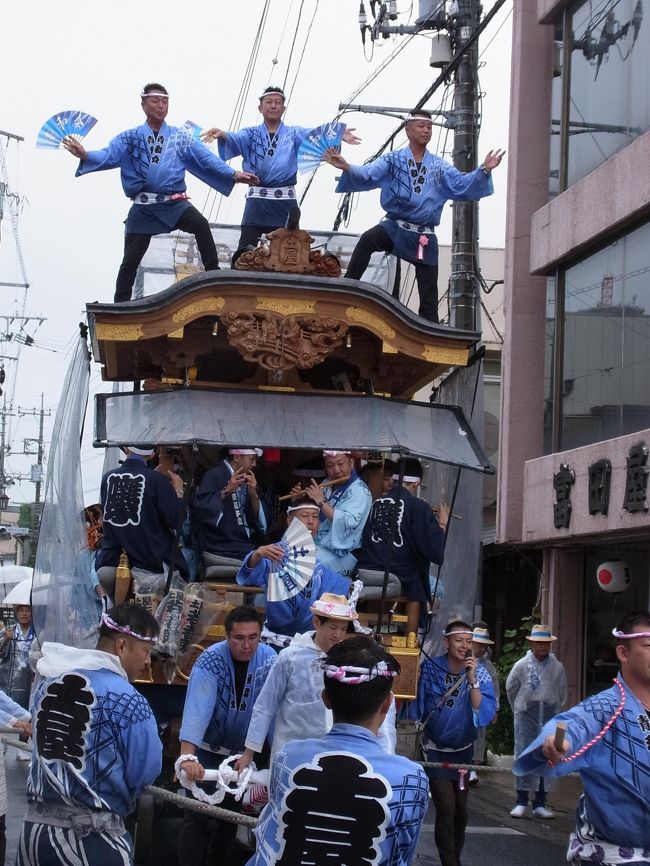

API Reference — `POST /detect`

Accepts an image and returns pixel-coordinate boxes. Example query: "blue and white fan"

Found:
[36,110,98,149]
[182,120,203,141]
[297,121,346,174]
[267,518,316,602]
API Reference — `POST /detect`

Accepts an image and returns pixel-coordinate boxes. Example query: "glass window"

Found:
[544,275,557,454]
[560,220,650,449]
[566,0,649,186]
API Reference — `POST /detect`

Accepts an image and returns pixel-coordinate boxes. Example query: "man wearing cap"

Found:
[515,612,650,864]
[202,86,360,263]
[469,623,500,785]
[236,498,351,643]
[193,447,270,568]
[95,446,188,606]
[247,636,428,866]
[417,620,496,866]
[237,592,395,771]
[16,603,162,866]
[356,457,449,636]
[176,607,276,866]
[324,112,504,322]
[506,623,567,819]
[294,450,372,577]
[63,82,259,302]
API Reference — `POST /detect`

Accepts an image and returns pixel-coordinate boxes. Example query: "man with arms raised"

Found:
[17,604,162,866]
[246,636,428,866]
[203,87,360,263]
[176,606,276,866]
[325,111,503,322]
[417,620,496,866]
[64,83,258,302]
[515,611,650,865]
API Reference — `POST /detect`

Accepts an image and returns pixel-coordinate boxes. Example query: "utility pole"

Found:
[18,396,50,566]
[0,402,15,512]
[449,0,481,331]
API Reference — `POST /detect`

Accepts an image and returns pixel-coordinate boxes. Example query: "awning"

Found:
[94,388,494,475]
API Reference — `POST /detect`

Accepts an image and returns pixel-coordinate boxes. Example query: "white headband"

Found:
[229,448,263,457]
[287,504,320,513]
[611,628,650,639]
[323,661,397,684]
[405,113,432,123]
[323,450,351,457]
[391,474,421,483]
[128,446,155,457]
[141,91,169,99]
[444,629,473,637]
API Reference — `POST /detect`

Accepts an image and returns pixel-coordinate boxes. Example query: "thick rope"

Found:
[143,785,259,826]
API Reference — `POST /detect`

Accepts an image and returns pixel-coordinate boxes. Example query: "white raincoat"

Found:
[245,630,396,760]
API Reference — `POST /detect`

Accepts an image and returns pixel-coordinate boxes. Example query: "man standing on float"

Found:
[325,111,504,322]
[202,87,360,262]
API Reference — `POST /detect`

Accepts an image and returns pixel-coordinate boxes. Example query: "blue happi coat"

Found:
[418,654,496,778]
[247,724,428,866]
[236,555,350,636]
[193,460,270,559]
[0,687,30,725]
[356,485,446,602]
[336,147,493,266]
[96,454,187,578]
[77,120,236,234]
[314,473,372,576]
[218,121,311,226]
[26,643,162,817]
[179,640,276,754]
[515,677,650,857]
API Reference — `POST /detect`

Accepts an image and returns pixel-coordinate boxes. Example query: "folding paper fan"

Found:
[182,120,202,141]
[267,518,316,602]
[36,110,98,149]
[297,121,346,174]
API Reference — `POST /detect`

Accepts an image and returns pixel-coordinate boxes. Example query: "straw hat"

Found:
[527,624,557,642]
[471,627,494,645]
[310,593,358,621]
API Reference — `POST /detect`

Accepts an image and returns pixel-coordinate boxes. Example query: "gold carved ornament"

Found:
[220,311,348,371]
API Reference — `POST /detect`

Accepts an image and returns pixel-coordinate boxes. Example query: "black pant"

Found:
[114,205,220,302]
[178,802,239,866]
[346,223,440,322]
[232,223,276,266]
[429,776,469,866]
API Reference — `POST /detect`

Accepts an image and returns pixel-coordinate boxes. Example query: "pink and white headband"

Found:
[229,448,263,457]
[101,613,157,643]
[323,661,397,685]
[323,450,351,457]
[611,628,650,639]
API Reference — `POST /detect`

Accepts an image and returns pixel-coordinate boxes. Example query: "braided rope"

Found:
[176,754,256,805]
[550,677,626,766]
[144,785,259,826]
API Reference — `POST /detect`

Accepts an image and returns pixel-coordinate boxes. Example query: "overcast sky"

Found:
[0,0,512,504]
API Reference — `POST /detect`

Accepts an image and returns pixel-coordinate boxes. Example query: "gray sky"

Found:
[0,0,512,504]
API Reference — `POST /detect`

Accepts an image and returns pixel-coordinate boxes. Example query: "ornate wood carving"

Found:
[172,297,225,325]
[234,227,341,277]
[220,311,348,371]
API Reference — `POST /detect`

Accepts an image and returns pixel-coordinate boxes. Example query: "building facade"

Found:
[499,0,650,703]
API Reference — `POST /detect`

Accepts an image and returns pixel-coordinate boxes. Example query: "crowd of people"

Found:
[62,82,503,322]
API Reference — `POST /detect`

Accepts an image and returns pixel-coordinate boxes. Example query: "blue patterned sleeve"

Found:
[184,139,236,196]
[514,703,597,778]
[236,552,271,588]
[335,155,392,193]
[179,653,222,747]
[435,160,494,202]
[76,132,130,178]
[474,666,497,727]
[120,692,163,794]
[0,687,30,725]
[218,128,249,162]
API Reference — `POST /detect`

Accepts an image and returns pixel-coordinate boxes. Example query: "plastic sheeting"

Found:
[423,359,485,656]
[134,223,397,299]
[32,335,99,649]
[94,389,494,474]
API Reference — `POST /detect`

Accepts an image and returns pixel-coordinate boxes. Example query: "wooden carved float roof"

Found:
[86,271,480,399]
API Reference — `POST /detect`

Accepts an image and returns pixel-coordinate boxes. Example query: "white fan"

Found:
[267,519,316,602]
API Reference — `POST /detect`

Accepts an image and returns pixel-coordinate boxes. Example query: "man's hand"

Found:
[464,655,477,684]
[243,471,259,494]
[156,465,185,498]
[4,626,14,641]
[304,479,325,507]
[542,733,569,765]
[234,171,260,186]
[342,128,362,145]
[234,748,255,772]
[201,127,226,144]
[289,483,305,501]
[14,719,32,737]
[437,501,450,530]
[179,758,205,783]
[62,136,87,160]
[323,148,350,172]
[223,468,247,495]
[481,149,505,171]
[256,544,286,563]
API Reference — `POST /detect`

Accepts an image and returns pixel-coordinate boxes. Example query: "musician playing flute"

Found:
[236,499,350,645]
[290,450,372,577]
